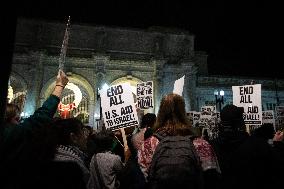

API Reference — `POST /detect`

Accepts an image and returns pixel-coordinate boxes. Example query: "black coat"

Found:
[212,132,278,189]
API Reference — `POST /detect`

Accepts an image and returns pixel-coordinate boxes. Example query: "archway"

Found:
[8,71,28,114]
[40,73,95,126]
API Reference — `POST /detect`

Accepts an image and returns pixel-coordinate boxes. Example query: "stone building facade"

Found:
[9,18,284,127]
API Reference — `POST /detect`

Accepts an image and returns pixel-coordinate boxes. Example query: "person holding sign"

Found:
[211,104,280,189]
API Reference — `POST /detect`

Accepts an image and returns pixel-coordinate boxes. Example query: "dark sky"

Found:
[15,1,283,78]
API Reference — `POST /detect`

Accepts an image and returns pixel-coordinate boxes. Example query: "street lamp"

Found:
[96,83,109,130]
[214,89,224,112]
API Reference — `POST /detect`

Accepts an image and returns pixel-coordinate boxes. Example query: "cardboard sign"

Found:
[173,75,185,96]
[137,81,153,109]
[232,84,262,125]
[100,83,139,130]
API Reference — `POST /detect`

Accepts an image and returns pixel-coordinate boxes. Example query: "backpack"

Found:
[148,134,204,189]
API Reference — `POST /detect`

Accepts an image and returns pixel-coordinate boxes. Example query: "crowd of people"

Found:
[0,70,284,189]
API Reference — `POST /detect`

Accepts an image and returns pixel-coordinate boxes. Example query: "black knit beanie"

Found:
[220,104,245,131]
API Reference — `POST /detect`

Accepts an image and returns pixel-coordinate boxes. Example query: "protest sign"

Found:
[201,105,216,114]
[232,84,262,125]
[100,83,139,130]
[262,110,275,130]
[193,112,201,127]
[137,81,153,109]
[275,106,284,130]
[173,75,185,96]
[187,112,194,126]
[187,111,201,127]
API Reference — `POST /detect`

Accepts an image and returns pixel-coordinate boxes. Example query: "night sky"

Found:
[14,1,283,79]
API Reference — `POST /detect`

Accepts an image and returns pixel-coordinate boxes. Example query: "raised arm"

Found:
[21,70,69,127]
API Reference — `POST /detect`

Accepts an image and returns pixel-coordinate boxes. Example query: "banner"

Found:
[136,81,153,109]
[100,83,139,130]
[232,84,262,125]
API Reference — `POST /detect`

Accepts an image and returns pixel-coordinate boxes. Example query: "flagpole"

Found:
[58,16,71,72]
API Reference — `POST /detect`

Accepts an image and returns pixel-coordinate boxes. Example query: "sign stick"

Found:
[120,128,129,152]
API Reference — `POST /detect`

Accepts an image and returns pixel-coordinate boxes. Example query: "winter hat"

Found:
[220,104,245,131]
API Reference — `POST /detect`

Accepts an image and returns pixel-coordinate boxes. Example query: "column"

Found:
[88,99,95,127]
[93,54,108,130]
[23,51,45,115]
[182,61,198,111]
[153,59,166,114]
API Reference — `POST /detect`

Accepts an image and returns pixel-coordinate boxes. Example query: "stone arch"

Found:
[9,71,28,112]
[40,73,95,126]
[111,75,143,95]
[40,73,94,102]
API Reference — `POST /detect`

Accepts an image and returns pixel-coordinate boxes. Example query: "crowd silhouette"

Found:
[1,62,284,188]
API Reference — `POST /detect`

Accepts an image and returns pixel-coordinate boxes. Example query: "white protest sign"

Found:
[275,106,284,130]
[192,111,201,127]
[187,111,201,127]
[173,75,185,96]
[187,112,194,126]
[193,112,201,127]
[199,108,219,139]
[213,112,221,123]
[137,81,154,109]
[232,84,262,125]
[275,106,284,117]
[100,83,139,130]
[201,105,216,114]
[262,110,275,130]
[262,110,275,124]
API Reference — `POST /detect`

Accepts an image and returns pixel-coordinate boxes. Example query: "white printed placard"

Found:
[100,83,139,130]
[262,110,275,130]
[187,111,194,126]
[173,75,185,96]
[187,111,201,127]
[262,110,275,124]
[232,84,262,125]
[275,106,284,117]
[275,106,284,130]
[201,106,216,115]
[193,112,201,127]
[137,81,153,109]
